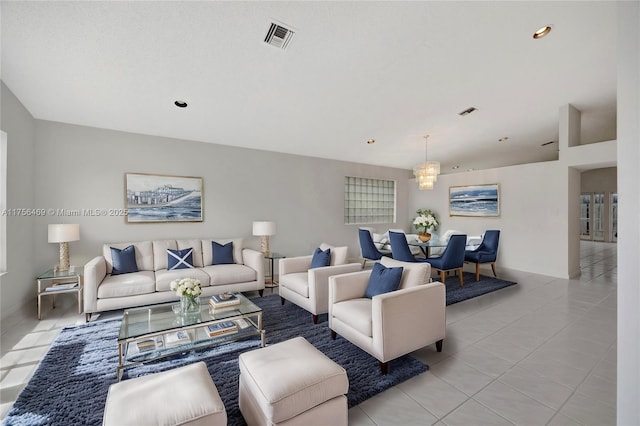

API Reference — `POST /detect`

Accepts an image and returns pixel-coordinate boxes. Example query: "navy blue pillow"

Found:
[310,247,331,269]
[110,245,138,275]
[168,248,194,270]
[212,241,234,265]
[364,262,403,298]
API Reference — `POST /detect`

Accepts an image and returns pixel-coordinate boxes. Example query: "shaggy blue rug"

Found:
[446,272,517,305]
[4,295,428,426]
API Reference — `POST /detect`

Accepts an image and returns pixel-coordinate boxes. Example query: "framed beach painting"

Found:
[449,184,500,217]
[125,173,203,223]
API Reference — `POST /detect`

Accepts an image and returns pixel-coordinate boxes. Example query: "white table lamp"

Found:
[48,224,80,271]
[252,221,276,256]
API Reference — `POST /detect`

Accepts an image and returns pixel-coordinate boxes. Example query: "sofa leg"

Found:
[436,339,443,352]
[475,263,480,281]
[379,362,388,375]
[312,314,318,324]
[280,296,285,305]
[491,262,497,277]
[331,330,336,340]
[258,289,264,297]
[85,313,91,322]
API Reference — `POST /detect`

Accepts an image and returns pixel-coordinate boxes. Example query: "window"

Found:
[0,131,6,275]
[344,176,396,224]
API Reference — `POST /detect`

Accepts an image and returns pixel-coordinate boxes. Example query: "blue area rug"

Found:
[4,295,428,426]
[446,272,517,305]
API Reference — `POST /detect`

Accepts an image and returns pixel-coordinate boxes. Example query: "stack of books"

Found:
[206,321,238,338]
[164,330,191,347]
[135,338,158,353]
[209,293,241,309]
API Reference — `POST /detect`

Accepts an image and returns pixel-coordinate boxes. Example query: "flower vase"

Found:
[418,233,432,242]
[180,295,200,314]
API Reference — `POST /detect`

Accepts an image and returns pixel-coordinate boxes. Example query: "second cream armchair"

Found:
[279,243,361,324]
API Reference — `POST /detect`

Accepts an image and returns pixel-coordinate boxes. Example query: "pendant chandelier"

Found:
[413,134,440,190]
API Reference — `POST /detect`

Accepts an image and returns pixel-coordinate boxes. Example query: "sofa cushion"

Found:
[152,240,178,271]
[168,248,194,270]
[332,299,373,337]
[104,241,154,273]
[212,241,234,265]
[202,264,256,286]
[310,247,331,269]
[110,246,138,275]
[364,262,403,298]
[319,243,348,266]
[177,239,204,267]
[202,238,243,266]
[155,268,211,292]
[97,271,156,299]
[279,272,309,298]
[380,257,430,289]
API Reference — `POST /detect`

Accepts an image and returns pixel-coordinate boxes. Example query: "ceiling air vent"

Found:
[264,22,294,50]
[458,107,478,116]
[541,140,556,146]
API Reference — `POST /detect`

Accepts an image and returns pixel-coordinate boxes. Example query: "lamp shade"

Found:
[48,224,80,243]
[252,221,276,236]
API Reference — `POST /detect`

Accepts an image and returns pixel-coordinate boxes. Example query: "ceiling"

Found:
[0,1,617,173]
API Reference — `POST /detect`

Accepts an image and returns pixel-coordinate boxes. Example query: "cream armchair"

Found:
[279,243,361,324]
[328,257,446,374]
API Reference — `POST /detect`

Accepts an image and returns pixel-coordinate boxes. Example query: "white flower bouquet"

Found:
[170,277,202,298]
[413,209,439,234]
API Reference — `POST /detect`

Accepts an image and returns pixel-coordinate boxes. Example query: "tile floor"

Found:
[0,241,617,425]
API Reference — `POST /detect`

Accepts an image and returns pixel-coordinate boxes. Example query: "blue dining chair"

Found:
[358,228,391,269]
[464,230,500,281]
[426,234,467,286]
[388,231,429,263]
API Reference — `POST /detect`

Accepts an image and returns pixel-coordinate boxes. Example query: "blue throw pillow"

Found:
[110,245,138,275]
[310,247,331,269]
[364,262,403,298]
[212,241,234,265]
[168,248,194,270]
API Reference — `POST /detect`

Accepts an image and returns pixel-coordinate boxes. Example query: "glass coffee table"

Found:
[117,293,264,380]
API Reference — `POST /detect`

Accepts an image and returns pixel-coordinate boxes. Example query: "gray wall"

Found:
[31,120,412,277]
[0,82,36,318]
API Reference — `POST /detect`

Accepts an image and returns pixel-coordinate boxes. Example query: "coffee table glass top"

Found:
[119,293,261,341]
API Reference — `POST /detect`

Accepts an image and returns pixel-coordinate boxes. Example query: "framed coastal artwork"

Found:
[125,173,203,223]
[449,184,500,217]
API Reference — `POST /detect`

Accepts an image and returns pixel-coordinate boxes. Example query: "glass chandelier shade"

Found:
[413,135,440,190]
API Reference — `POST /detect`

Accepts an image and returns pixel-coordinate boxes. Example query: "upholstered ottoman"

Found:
[238,336,349,426]
[103,361,226,426]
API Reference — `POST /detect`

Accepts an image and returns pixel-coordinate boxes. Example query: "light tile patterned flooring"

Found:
[1,241,617,425]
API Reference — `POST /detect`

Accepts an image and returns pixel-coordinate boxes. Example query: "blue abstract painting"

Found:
[449,184,500,217]
[125,173,203,223]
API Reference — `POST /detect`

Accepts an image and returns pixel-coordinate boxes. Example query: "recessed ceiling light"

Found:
[498,137,509,142]
[174,100,188,108]
[452,165,460,169]
[366,139,375,144]
[533,25,552,39]
[467,168,474,172]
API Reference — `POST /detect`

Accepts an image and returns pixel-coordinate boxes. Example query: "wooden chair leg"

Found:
[458,268,464,287]
[440,270,446,284]
[491,262,497,277]
[475,263,480,281]
[362,259,367,269]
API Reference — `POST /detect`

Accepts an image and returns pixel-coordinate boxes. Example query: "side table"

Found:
[264,253,285,288]
[37,267,84,320]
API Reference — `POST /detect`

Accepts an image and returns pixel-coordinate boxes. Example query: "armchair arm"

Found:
[83,256,106,313]
[372,282,446,362]
[279,255,312,276]
[328,270,371,305]
[309,263,362,312]
[242,248,265,287]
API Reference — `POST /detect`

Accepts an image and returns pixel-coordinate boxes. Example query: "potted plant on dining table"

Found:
[413,209,439,242]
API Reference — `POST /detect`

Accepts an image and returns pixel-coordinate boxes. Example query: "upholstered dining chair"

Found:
[358,228,391,269]
[464,230,500,281]
[388,231,429,263]
[426,234,467,286]
[328,257,445,375]
[279,243,361,324]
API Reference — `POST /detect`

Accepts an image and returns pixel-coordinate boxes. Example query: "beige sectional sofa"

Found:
[83,238,264,320]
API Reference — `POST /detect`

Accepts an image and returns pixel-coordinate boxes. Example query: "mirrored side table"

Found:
[36,267,83,320]
[264,253,285,288]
